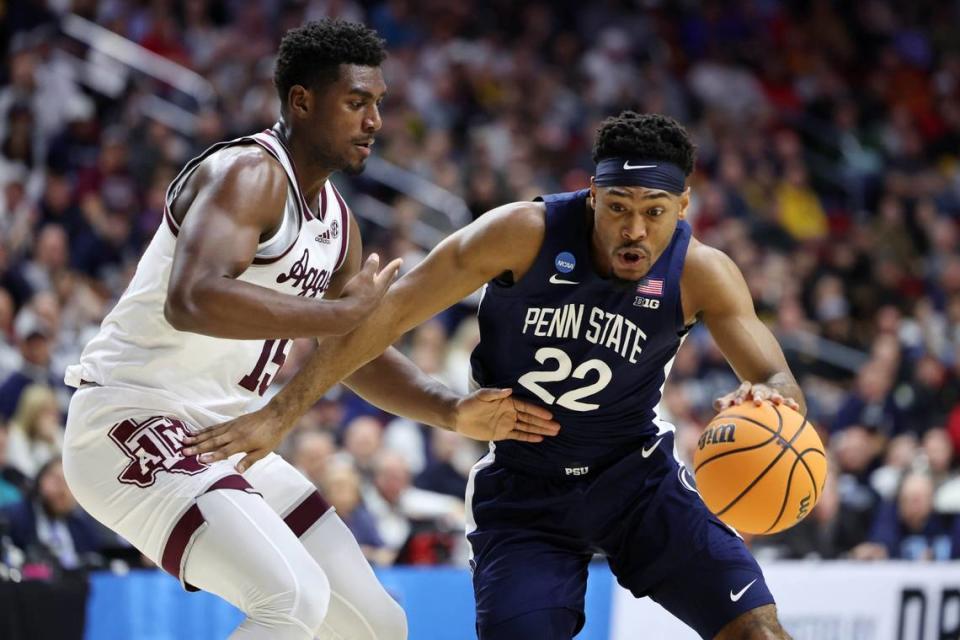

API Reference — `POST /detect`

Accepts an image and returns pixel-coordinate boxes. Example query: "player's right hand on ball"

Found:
[339,253,403,326]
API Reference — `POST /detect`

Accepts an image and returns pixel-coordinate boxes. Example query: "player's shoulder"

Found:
[487,200,546,224]
[197,144,286,189]
[681,237,748,313]
[683,237,740,281]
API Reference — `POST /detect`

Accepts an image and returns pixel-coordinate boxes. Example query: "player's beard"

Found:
[311,141,366,175]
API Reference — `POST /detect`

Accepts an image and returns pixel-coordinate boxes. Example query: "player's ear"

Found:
[287,85,312,120]
[677,186,691,220]
[589,177,597,209]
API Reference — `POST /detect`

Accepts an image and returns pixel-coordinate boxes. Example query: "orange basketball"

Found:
[692,402,827,535]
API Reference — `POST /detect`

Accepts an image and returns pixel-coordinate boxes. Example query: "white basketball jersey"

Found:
[65,127,350,422]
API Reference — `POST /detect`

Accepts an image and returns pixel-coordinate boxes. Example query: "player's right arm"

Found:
[183,201,548,466]
[163,146,399,339]
[269,200,546,419]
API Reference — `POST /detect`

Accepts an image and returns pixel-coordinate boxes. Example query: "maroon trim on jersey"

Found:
[320,184,328,220]
[160,474,259,591]
[246,135,305,265]
[250,234,301,265]
[264,128,317,221]
[203,474,260,497]
[283,490,332,538]
[331,186,351,271]
[164,204,180,236]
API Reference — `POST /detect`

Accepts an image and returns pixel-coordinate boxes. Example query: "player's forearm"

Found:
[164,278,361,339]
[763,371,806,414]
[268,302,407,425]
[344,348,459,430]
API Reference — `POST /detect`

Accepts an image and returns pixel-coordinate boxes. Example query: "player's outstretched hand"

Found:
[713,380,801,412]
[340,253,403,323]
[454,388,560,442]
[182,405,291,473]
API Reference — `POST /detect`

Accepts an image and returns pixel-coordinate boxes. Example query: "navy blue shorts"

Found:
[466,432,775,639]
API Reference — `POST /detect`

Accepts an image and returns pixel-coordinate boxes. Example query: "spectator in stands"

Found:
[0,419,28,508]
[6,383,63,477]
[290,428,336,489]
[415,429,470,499]
[833,361,905,436]
[853,470,957,560]
[0,307,57,419]
[322,459,392,565]
[363,451,463,557]
[341,415,384,482]
[0,457,106,570]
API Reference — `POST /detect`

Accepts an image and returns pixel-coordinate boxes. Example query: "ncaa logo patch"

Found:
[555,252,576,273]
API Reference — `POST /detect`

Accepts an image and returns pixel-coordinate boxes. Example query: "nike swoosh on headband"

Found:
[623,161,658,170]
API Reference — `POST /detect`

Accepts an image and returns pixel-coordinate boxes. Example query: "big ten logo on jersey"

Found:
[109,416,207,487]
[698,422,736,449]
[276,249,332,298]
[633,296,660,309]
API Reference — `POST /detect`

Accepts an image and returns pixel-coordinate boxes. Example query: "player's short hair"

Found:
[274,19,387,109]
[592,111,696,176]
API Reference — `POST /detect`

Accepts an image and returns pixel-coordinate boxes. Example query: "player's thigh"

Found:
[608,461,775,639]
[467,463,591,635]
[62,390,248,566]
[244,454,406,639]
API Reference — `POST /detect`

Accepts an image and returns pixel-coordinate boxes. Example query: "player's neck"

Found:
[275,120,332,200]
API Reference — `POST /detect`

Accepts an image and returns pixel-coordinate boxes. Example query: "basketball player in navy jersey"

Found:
[188,112,802,639]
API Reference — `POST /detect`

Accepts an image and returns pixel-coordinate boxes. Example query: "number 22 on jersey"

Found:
[517,347,612,411]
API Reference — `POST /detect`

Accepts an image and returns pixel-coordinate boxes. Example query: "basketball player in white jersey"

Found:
[62,20,559,640]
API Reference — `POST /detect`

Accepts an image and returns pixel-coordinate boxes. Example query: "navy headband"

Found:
[594,158,687,193]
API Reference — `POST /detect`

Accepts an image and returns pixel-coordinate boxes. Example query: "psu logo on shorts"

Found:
[109,416,208,487]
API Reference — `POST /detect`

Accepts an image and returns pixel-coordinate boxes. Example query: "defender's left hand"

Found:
[455,388,560,442]
[714,381,801,412]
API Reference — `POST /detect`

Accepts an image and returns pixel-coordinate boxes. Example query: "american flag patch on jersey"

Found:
[636,278,664,296]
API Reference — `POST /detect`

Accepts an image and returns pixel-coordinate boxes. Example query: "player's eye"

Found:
[647,207,664,217]
[349,101,364,110]
[610,203,626,213]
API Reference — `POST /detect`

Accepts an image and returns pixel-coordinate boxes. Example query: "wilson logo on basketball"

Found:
[796,493,812,520]
[109,416,208,487]
[697,423,736,449]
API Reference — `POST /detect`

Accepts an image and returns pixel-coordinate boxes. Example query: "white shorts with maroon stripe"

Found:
[63,384,331,589]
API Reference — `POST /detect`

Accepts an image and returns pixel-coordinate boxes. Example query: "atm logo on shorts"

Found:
[109,416,208,487]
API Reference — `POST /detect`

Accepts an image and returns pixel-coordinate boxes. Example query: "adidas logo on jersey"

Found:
[315,220,341,244]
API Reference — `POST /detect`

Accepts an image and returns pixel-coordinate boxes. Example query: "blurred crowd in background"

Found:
[1,0,960,580]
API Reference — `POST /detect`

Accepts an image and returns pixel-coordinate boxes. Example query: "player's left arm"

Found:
[320,214,466,430]
[684,243,806,414]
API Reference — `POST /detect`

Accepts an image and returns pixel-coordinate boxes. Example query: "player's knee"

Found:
[248,562,331,633]
[296,565,332,633]
[369,596,407,639]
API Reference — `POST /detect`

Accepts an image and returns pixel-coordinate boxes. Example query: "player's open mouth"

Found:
[616,249,647,266]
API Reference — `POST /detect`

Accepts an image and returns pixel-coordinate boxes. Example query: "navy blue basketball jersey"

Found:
[469,189,693,473]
